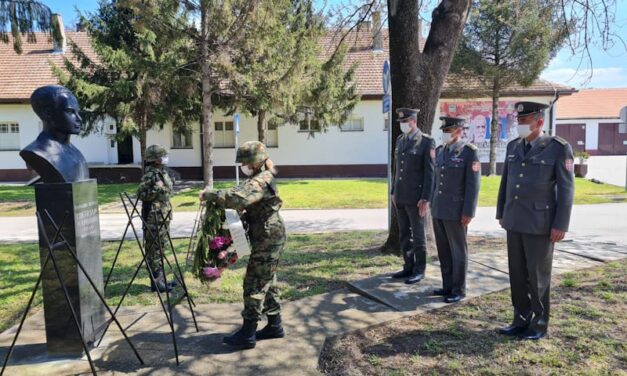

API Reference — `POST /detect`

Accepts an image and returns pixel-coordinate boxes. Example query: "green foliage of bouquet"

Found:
[192,203,239,283]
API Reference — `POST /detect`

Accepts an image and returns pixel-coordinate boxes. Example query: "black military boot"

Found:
[150,268,174,293]
[223,319,257,349]
[256,314,285,340]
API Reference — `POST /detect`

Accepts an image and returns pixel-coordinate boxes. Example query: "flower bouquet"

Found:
[192,203,239,283]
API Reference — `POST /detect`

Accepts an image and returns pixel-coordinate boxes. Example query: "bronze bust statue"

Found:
[20,85,89,183]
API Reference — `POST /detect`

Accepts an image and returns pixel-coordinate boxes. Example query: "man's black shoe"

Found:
[498,325,528,336]
[520,329,547,340]
[433,288,451,296]
[444,294,465,303]
[392,270,412,279]
[404,273,424,284]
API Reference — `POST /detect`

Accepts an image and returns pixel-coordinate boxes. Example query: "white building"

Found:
[0,27,575,182]
[555,88,627,156]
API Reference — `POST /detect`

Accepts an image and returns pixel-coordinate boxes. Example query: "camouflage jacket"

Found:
[205,170,285,245]
[137,165,173,220]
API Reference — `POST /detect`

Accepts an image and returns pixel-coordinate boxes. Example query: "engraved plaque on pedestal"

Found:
[35,179,105,356]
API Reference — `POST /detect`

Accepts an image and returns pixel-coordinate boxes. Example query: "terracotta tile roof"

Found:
[320,29,575,98]
[0,29,575,102]
[556,88,627,119]
[0,32,95,102]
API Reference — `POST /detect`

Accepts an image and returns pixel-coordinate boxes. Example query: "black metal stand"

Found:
[97,192,198,366]
[186,203,206,266]
[1,210,144,376]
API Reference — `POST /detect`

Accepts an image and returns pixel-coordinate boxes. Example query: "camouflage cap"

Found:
[236,141,268,165]
[145,144,168,161]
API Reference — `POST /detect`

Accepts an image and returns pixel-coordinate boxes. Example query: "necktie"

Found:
[524,142,532,155]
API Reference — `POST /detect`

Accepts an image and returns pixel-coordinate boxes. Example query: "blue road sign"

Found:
[234,113,240,134]
[382,94,391,113]
[383,60,390,95]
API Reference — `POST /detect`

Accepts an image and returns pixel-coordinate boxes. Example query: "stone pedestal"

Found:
[34,179,105,356]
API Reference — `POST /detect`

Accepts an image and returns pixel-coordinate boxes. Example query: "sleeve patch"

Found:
[472,161,481,173]
[565,159,574,172]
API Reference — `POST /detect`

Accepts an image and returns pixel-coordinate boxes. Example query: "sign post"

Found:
[382,60,392,229]
[234,113,240,185]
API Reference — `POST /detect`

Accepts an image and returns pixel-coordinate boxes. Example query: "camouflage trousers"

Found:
[143,218,171,273]
[241,241,285,321]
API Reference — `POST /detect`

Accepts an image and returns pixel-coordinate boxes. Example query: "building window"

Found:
[340,116,364,132]
[172,128,193,149]
[298,118,321,132]
[0,122,20,150]
[215,121,235,148]
[266,121,279,147]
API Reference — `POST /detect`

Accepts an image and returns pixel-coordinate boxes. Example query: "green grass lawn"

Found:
[1,177,625,216]
[0,231,395,332]
[320,259,627,375]
[0,183,137,216]
[0,232,505,332]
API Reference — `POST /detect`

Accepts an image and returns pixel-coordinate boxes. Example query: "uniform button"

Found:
[399,177,403,180]
[401,161,404,164]
[519,174,524,177]
[402,153,405,156]
[440,174,444,177]
[440,182,443,186]
[514,196,518,200]
[400,169,403,172]
[522,162,526,167]
[438,191,442,194]
[546,205,549,209]
[516,184,520,188]
[541,160,545,164]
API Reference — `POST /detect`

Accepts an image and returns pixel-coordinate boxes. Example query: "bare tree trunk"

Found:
[489,79,500,175]
[382,0,471,254]
[257,110,267,144]
[200,5,214,188]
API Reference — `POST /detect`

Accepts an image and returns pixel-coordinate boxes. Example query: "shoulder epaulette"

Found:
[464,143,478,151]
[436,145,444,151]
[552,136,568,146]
[422,134,432,139]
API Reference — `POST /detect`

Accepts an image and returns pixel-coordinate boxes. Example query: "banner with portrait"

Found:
[440,101,520,163]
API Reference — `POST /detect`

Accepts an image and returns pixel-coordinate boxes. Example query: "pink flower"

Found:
[217,251,228,260]
[202,266,222,280]
[229,253,239,265]
[210,236,226,250]
[224,237,233,246]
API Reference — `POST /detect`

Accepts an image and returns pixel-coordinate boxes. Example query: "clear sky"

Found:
[44,0,627,89]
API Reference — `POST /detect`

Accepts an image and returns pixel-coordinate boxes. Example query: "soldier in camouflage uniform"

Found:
[200,141,286,350]
[137,144,175,293]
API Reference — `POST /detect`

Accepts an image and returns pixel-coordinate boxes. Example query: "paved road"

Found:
[1,204,626,245]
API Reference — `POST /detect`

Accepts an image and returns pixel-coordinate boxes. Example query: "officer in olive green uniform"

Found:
[201,141,286,350]
[391,108,435,284]
[497,102,575,340]
[137,144,175,293]
[432,117,480,303]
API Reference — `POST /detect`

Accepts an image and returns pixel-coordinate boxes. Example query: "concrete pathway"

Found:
[1,236,625,375]
[1,204,627,244]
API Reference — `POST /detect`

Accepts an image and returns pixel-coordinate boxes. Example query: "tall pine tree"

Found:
[53,0,199,164]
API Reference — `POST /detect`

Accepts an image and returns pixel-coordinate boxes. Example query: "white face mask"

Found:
[517,123,532,138]
[442,133,453,144]
[240,165,254,176]
[160,156,169,165]
[400,122,411,134]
